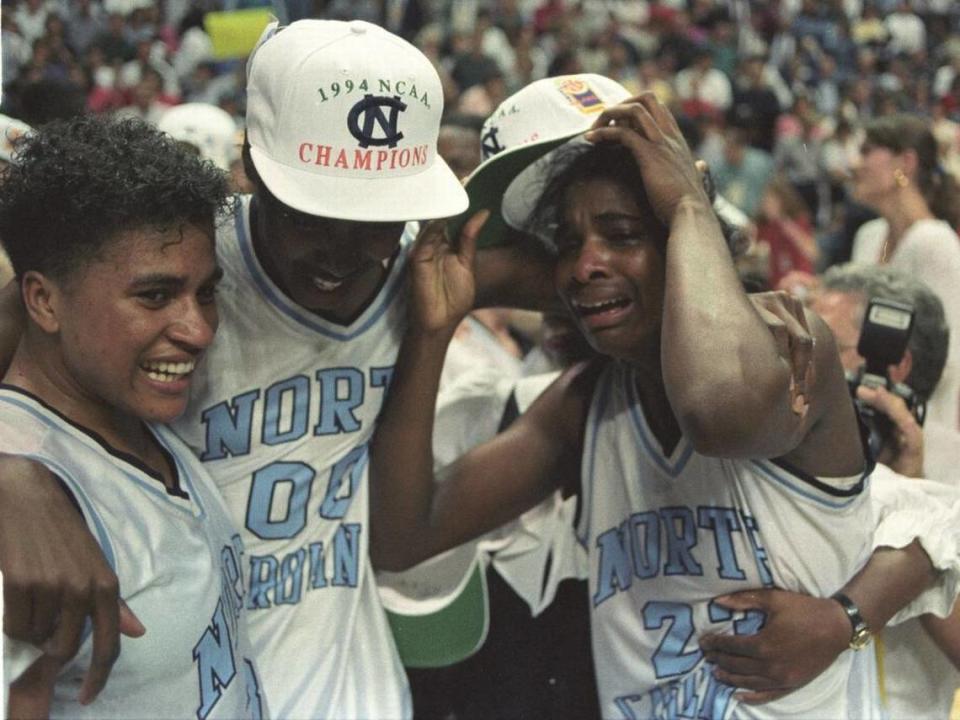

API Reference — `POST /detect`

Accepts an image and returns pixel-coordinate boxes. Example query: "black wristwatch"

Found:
[832,592,872,650]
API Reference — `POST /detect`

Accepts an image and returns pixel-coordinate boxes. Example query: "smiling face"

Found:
[50,221,221,424]
[253,188,404,322]
[553,176,668,362]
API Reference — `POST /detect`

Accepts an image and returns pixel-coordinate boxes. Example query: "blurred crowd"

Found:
[2,0,960,259]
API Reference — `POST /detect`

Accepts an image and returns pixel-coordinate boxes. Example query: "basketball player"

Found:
[0,115,265,719]
[0,19,558,720]
[368,93,940,717]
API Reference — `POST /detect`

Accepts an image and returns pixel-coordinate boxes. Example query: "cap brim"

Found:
[250,145,469,222]
[446,132,581,249]
[379,546,489,668]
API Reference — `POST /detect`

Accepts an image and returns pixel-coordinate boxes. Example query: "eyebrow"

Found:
[128,266,224,289]
[594,211,645,224]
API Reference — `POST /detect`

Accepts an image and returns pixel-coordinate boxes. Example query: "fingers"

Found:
[711,589,773,612]
[7,654,60,720]
[456,209,489,269]
[590,100,662,144]
[735,688,793,704]
[699,630,764,658]
[712,668,784,691]
[28,586,61,647]
[855,385,920,437]
[79,575,123,705]
[118,599,146,638]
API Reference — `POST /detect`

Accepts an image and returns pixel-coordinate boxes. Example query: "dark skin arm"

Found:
[700,540,938,702]
[0,457,145,706]
[921,602,960,671]
[369,212,595,571]
[585,96,860,476]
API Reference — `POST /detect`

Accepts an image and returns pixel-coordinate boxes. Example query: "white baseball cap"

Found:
[0,114,32,165]
[245,19,467,221]
[158,103,238,171]
[447,74,631,247]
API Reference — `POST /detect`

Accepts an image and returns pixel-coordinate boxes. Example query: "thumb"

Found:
[457,209,489,268]
[119,600,145,638]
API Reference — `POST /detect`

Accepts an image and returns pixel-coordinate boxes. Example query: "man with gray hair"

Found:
[811,262,960,720]
[812,263,956,482]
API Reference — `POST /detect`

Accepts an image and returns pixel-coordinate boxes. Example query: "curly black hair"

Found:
[0,115,233,282]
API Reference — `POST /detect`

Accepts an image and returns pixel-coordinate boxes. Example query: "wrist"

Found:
[831,591,873,650]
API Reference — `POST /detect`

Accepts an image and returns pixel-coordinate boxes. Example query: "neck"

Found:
[628,340,683,455]
[884,188,936,249]
[5,335,154,461]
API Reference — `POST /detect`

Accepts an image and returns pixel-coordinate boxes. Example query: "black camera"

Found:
[845,298,925,458]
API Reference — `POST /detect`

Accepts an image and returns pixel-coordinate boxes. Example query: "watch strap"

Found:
[831,591,872,650]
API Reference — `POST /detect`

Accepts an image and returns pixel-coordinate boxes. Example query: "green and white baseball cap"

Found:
[448,74,631,247]
[245,19,467,221]
[378,543,489,668]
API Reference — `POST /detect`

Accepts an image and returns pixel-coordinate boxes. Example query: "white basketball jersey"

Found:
[0,387,266,720]
[578,362,883,720]
[173,196,412,720]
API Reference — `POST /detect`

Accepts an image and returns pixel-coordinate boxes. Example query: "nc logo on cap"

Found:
[480,125,506,160]
[347,94,407,148]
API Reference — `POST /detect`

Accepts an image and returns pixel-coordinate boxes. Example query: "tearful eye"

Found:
[138,289,171,305]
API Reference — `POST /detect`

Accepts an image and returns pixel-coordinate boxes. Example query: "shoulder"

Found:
[904,219,960,249]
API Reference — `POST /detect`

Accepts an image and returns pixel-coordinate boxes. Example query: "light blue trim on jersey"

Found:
[0,394,201,519]
[748,459,869,510]
[16,452,118,576]
[18,451,118,648]
[234,201,411,341]
[625,365,693,478]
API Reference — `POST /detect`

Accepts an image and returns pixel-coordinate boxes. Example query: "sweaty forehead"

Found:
[564,176,642,219]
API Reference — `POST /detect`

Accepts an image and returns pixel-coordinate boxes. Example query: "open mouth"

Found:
[312,276,345,292]
[140,360,196,383]
[573,297,631,317]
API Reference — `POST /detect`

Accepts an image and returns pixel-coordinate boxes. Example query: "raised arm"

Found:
[368,215,592,572]
[585,95,859,472]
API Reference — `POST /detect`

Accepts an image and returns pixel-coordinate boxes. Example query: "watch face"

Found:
[850,627,872,650]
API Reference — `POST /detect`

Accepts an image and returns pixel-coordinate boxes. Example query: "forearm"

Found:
[841,540,938,632]
[661,199,792,453]
[473,243,562,312]
[368,327,452,571]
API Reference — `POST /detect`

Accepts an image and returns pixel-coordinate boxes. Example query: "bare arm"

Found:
[0,456,144,705]
[586,96,857,469]
[368,216,591,572]
[472,233,562,312]
[921,603,960,671]
[700,539,938,702]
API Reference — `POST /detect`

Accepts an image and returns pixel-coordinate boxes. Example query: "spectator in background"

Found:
[850,113,960,429]
[710,123,774,218]
[774,93,828,225]
[674,44,733,119]
[66,0,105,57]
[91,11,135,64]
[810,263,960,720]
[730,52,783,152]
[757,176,819,290]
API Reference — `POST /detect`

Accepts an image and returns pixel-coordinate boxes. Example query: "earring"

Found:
[894,168,909,188]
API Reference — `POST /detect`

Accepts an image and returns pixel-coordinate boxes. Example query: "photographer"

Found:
[810,263,960,719]
[811,263,959,482]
